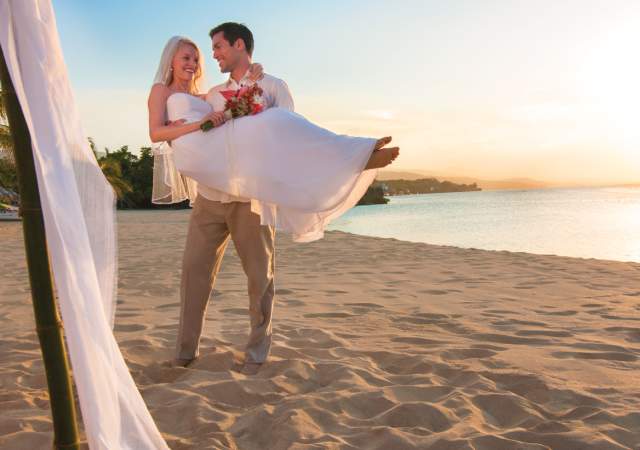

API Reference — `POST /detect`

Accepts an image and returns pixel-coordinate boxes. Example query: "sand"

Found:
[1,209,640,449]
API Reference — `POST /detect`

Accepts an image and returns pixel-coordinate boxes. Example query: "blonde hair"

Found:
[152,36,205,95]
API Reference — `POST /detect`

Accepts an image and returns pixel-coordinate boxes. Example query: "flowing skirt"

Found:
[171,108,378,242]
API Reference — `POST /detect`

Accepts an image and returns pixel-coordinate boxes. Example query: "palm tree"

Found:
[98,157,132,200]
[89,137,132,202]
[0,87,17,199]
[0,87,14,162]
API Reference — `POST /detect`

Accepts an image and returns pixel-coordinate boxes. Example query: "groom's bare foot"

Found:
[374,136,392,151]
[365,147,400,169]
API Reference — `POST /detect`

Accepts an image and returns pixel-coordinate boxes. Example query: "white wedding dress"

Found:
[165,92,379,242]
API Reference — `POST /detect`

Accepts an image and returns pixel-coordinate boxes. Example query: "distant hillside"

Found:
[377,170,551,190]
[443,177,551,191]
[376,170,427,181]
[380,178,481,196]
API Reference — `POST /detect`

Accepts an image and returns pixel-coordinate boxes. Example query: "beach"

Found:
[1,210,640,449]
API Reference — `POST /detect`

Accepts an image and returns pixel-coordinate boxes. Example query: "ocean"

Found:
[328,187,640,263]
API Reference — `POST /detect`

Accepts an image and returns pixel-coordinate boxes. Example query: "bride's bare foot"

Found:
[375,136,392,151]
[365,147,399,169]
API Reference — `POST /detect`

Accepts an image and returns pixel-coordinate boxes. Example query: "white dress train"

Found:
[165,93,378,242]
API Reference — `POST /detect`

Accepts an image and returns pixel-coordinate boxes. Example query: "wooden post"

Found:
[0,46,81,450]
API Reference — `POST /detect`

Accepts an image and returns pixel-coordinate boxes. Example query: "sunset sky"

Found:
[53,0,640,185]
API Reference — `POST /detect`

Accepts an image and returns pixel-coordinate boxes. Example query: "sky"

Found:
[52,0,640,185]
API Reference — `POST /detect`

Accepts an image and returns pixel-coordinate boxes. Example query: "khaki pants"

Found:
[176,196,275,363]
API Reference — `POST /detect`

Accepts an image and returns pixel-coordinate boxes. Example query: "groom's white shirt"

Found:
[198,72,295,203]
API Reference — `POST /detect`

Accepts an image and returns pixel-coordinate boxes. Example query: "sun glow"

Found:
[580,20,640,149]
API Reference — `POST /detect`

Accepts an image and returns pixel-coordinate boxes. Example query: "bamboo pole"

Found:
[0,46,81,450]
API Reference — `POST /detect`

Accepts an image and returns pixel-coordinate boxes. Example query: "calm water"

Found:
[328,187,640,263]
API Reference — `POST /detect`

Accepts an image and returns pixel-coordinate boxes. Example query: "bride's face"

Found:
[171,44,200,83]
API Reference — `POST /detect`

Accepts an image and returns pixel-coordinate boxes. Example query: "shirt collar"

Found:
[226,70,252,88]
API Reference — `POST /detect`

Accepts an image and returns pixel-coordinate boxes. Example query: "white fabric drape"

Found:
[0,1,168,448]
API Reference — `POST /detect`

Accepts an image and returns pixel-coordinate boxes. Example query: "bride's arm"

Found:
[148,84,225,143]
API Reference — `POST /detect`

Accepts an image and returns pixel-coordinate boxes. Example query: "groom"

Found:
[175,22,294,374]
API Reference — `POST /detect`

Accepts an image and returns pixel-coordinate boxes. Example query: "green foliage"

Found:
[98,157,132,202]
[95,144,156,209]
[380,178,481,195]
[0,86,15,162]
[358,183,389,205]
[0,157,17,193]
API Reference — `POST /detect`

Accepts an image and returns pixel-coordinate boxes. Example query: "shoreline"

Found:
[5,212,640,265]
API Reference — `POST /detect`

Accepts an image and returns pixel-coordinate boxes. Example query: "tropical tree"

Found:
[0,87,18,199]
[0,87,15,162]
[97,156,132,202]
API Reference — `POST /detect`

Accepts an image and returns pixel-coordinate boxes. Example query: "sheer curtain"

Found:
[0,1,168,448]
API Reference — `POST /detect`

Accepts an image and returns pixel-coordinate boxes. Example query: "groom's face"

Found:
[212,31,242,73]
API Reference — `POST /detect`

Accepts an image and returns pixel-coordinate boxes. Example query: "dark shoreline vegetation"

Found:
[0,143,481,209]
[357,178,481,205]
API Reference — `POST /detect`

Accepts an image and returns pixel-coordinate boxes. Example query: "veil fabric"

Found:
[152,140,198,205]
[0,1,168,448]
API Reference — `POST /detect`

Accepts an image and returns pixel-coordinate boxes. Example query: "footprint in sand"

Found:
[221,308,248,315]
[492,319,548,327]
[515,329,572,338]
[345,302,384,309]
[604,326,640,342]
[418,289,452,295]
[275,288,294,295]
[535,309,578,316]
[282,299,306,307]
[442,348,498,360]
[415,312,450,320]
[391,336,449,346]
[114,323,148,333]
[375,402,453,432]
[551,351,637,362]
[155,302,179,310]
[599,313,640,321]
[303,312,355,319]
[471,333,552,346]
[471,393,544,428]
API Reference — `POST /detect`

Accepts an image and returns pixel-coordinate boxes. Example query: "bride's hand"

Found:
[201,111,226,128]
[248,63,264,82]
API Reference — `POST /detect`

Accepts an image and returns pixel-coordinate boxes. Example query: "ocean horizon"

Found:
[328,186,640,263]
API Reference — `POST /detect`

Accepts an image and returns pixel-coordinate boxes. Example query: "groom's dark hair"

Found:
[209,22,254,56]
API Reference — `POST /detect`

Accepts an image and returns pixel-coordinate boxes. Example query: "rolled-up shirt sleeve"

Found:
[273,79,294,112]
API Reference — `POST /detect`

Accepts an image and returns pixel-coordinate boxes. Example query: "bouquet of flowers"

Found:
[200,84,265,131]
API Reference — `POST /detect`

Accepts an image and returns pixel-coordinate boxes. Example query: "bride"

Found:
[148,36,399,241]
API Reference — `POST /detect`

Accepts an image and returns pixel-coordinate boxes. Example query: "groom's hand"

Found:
[248,63,264,82]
